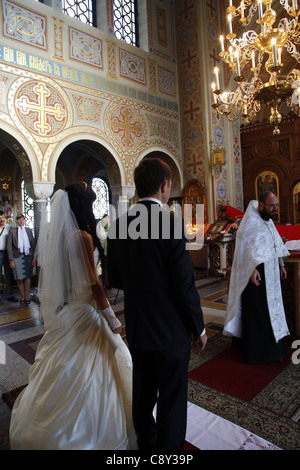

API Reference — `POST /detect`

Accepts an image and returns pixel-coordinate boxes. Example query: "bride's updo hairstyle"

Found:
[65,183,102,257]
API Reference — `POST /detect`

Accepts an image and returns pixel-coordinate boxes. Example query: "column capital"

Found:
[110,185,136,217]
[111,185,136,200]
[122,185,136,201]
[27,182,54,201]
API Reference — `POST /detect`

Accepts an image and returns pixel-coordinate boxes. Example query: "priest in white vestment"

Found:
[223,192,290,364]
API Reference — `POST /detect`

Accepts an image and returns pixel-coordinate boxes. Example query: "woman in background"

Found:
[7,213,35,304]
[10,183,136,450]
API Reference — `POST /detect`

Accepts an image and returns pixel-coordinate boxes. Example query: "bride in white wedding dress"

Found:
[9,184,137,450]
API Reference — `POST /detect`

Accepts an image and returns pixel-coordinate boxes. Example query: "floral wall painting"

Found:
[293,182,300,224]
[255,171,280,222]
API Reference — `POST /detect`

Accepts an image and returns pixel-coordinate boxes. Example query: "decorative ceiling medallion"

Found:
[14,79,69,138]
[109,105,144,150]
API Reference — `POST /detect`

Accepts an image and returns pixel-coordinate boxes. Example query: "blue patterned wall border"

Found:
[0,44,179,114]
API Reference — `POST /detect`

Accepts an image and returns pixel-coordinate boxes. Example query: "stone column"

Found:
[25,182,54,298]
[26,182,55,239]
[118,186,136,216]
[110,185,136,218]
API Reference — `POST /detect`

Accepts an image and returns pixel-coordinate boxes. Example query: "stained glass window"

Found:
[113,0,137,46]
[21,180,34,232]
[92,178,109,220]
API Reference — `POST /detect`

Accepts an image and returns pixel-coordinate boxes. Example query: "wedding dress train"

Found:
[10,298,136,450]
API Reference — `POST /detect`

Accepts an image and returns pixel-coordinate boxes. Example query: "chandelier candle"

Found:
[271,38,277,66]
[212,0,300,135]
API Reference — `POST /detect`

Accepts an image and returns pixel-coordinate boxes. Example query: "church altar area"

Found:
[190,206,243,277]
[189,207,300,339]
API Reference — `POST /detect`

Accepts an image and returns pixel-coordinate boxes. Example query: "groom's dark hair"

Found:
[134,158,172,198]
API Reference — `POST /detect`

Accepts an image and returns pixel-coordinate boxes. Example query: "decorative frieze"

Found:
[69,28,103,69]
[2,0,47,50]
[119,49,146,85]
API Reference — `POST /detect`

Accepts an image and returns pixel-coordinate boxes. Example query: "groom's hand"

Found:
[193,333,207,350]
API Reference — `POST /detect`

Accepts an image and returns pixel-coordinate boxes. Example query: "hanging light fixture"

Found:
[212,0,300,135]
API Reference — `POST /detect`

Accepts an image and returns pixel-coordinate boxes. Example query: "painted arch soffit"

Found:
[45,135,126,187]
[0,128,33,183]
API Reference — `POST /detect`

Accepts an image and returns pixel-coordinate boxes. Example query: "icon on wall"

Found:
[255,171,279,223]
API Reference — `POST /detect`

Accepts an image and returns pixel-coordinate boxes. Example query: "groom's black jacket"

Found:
[107,200,204,352]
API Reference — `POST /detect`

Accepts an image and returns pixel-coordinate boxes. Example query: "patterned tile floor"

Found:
[0,277,228,450]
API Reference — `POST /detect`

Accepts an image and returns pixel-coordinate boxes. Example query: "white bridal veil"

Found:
[35,189,95,322]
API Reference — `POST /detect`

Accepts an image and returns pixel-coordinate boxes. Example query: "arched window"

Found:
[21,180,34,232]
[62,0,96,25]
[92,177,109,220]
[113,0,138,46]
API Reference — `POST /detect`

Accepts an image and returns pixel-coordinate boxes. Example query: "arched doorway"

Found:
[136,150,182,204]
[0,129,34,222]
[54,139,122,220]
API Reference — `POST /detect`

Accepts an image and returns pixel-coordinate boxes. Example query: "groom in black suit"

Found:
[107,158,207,450]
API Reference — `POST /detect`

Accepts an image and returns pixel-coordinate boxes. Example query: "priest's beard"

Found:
[259,208,276,221]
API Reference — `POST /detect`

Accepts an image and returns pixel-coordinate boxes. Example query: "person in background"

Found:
[6,213,35,305]
[107,158,207,450]
[0,210,17,302]
[224,191,290,364]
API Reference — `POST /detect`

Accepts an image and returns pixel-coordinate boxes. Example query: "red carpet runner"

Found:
[188,345,291,402]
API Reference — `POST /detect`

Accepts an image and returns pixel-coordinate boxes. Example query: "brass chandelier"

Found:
[212,0,300,135]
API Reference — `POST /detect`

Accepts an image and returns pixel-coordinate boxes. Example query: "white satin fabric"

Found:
[223,200,290,342]
[10,299,137,450]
